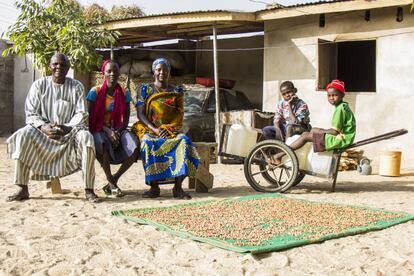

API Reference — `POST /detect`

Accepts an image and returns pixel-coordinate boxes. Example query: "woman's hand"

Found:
[159,128,169,138]
[152,127,160,136]
[153,128,169,138]
[104,127,120,148]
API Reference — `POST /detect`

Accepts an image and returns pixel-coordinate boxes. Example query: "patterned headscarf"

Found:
[152,58,171,72]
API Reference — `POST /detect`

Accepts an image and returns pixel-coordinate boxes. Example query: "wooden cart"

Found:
[220,127,408,193]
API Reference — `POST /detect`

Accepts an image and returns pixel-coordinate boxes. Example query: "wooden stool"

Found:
[189,142,216,193]
[46,177,62,194]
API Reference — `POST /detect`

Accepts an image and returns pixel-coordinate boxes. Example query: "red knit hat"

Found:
[326,79,346,93]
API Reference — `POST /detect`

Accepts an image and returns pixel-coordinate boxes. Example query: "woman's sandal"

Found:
[142,187,160,198]
[102,184,124,197]
[172,189,192,200]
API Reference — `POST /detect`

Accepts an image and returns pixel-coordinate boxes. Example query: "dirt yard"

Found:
[1,140,413,275]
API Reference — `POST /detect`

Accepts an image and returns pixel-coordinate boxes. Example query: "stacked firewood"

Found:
[339,149,364,171]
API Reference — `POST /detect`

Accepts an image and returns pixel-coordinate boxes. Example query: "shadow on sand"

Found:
[15,178,414,203]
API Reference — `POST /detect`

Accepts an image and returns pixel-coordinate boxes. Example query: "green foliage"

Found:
[83,3,145,23]
[82,3,109,25]
[109,5,145,20]
[2,0,120,73]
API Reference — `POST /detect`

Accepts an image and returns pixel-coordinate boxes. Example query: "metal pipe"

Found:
[213,24,221,163]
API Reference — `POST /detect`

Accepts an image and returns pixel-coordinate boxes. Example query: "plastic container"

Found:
[286,135,311,170]
[225,124,258,157]
[379,151,402,176]
[286,135,335,177]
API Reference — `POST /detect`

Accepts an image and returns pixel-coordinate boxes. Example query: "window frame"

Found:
[316,38,377,93]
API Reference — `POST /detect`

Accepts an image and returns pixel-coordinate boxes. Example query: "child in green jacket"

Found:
[274,80,356,161]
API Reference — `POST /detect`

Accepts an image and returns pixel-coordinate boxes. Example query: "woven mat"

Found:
[112,194,414,254]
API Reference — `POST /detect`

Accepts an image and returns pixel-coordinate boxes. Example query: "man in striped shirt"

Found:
[6,53,100,203]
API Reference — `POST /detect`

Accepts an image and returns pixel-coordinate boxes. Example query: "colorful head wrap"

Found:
[326,79,346,93]
[152,58,171,72]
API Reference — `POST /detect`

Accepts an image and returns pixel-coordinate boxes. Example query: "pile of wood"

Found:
[339,149,364,171]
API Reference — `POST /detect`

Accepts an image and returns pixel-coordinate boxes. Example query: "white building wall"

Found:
[264,6,414,169]
[13,55,42,130]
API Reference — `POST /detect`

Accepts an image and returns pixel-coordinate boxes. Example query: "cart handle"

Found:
[336,129,408,153]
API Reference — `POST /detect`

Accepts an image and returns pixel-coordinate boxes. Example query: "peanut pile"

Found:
[127,197,405,246]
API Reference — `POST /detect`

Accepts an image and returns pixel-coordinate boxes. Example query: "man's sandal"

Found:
[85,191,102,203]
[6,192,29,202]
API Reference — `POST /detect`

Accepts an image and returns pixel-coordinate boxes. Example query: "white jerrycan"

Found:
[286,135,335,176]
[285,135,312,170]
[226,124,258,157]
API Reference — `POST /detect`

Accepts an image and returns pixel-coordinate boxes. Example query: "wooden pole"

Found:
[110,44,114,60]
[213,24,221,164]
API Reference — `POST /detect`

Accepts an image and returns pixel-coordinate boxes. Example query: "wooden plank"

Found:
[188,25,263,37]
[176,22,214,29]
[195,182,209,193]
[189,142,217,192]
[188,178,196,189]
[195,166,214,190]
[46,177,62,194]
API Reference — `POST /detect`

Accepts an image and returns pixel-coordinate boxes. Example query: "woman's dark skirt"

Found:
[93,130,139,164]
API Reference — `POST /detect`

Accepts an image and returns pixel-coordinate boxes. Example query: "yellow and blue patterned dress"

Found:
[132,83,200,184]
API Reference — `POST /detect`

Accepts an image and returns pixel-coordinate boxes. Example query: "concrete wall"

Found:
[13,55,41,130]
[196,35,264,108]
[0,40,14,135]
[263,6,414,169]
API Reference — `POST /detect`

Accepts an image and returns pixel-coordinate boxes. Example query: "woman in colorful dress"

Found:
[87,60,140,197]
[133,58,199,200]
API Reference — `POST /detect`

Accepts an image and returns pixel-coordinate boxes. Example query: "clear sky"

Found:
[77,0,309,15]
[0,0,310,36]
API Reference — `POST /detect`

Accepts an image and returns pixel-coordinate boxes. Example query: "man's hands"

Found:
[40,123,72,140]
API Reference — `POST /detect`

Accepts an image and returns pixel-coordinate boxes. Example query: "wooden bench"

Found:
[188,142,217,193]
[47,142,217,194]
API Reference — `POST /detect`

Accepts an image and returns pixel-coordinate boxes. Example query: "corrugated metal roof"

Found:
[105,0,398,23]
[106,10,244,23]
[261,0,354,12]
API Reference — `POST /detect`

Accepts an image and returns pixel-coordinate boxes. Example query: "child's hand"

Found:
[288,95,298,105]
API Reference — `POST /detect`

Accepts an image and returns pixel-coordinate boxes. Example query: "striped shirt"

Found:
[25,76,88,128]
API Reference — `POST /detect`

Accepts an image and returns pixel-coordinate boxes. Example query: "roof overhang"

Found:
[257,0,412,21]
[102,11,263,46]
[100,0,412,46]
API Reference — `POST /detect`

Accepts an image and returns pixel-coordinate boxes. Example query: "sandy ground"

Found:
[1,139,414,276]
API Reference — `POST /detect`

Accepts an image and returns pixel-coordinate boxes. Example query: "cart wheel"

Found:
[244,140,299,193]
[292,171,306,187]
